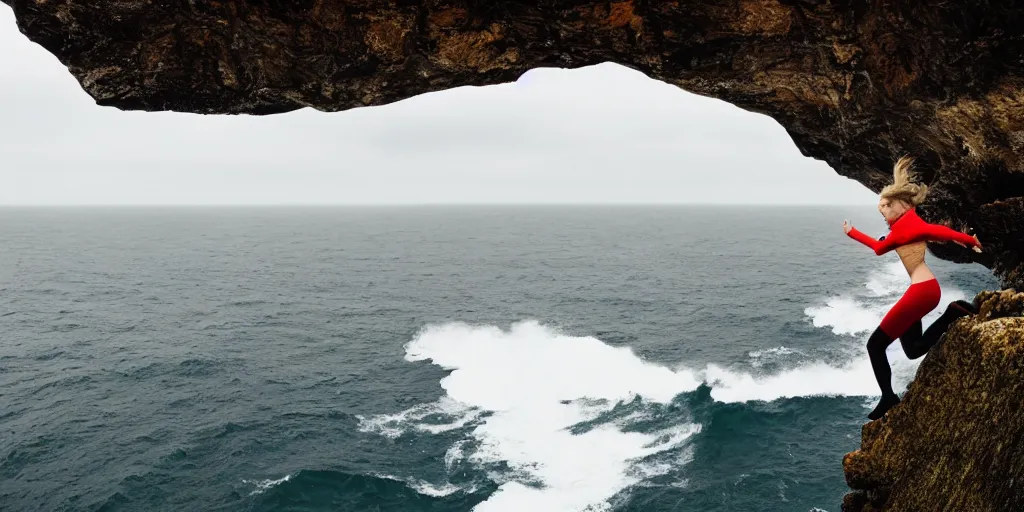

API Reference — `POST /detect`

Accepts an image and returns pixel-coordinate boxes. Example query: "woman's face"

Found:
[878,197,909,225]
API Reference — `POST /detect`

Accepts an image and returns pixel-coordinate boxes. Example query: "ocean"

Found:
[0,206,998,511]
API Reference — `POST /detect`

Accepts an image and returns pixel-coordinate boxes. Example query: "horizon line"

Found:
[0,202,872,208]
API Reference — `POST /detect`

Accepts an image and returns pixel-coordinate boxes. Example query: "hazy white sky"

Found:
[0,5,874,206]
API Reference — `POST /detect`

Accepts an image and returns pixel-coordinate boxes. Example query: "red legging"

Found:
[879,278,941,338]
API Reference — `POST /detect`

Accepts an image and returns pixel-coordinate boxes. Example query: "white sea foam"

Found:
[804,294,889,336]
[356,396,484,439]
[244,470,471,498]
[747,346,802,368]
[748,346,798,359]
[360,320,702,512]
[242,474,292,496]
[407,480,467,498]
[444,440,470,472]
[372,473,472,497]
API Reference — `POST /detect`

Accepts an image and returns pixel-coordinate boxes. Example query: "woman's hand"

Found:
[954,234,983,252]
[843,220,853,234]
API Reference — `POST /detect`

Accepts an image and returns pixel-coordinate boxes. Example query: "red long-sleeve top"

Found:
[847,208,979,256]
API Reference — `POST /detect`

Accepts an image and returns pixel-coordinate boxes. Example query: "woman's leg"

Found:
[898,300,978,360]
[866,326,901,420]
[898,320,925,360]
[865,281,941,420]
[864,282,964,420]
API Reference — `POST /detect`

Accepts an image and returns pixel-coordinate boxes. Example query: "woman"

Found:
[842,156,983,420]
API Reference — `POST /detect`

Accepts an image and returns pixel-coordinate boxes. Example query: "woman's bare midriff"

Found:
[895,241,936,283]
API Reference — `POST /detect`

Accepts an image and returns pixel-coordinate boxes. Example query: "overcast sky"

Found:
[0,5,874,206]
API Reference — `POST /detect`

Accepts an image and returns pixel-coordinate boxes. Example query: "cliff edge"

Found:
[843,289,1024,511]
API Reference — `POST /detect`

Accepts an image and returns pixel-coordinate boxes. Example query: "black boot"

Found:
[867,393,901,421]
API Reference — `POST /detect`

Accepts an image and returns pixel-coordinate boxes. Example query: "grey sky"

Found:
[0,5,874,206]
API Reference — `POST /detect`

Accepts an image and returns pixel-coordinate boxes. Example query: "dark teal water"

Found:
[0,206,998,511]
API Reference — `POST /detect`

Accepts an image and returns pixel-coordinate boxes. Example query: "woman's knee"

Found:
[867,327,893,353]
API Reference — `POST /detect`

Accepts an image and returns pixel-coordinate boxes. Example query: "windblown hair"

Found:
[880,156,928,207]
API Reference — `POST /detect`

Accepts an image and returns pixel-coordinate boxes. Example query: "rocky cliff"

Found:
[842,289,1024,511]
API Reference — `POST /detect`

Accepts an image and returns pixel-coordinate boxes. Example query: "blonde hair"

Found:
[880,156,928,207]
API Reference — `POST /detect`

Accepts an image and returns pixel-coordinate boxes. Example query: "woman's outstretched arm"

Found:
[922,222,982,250]
[844,220,897,255]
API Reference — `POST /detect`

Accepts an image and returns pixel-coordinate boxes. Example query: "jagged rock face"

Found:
[842,289,1024,511]
[4,0,1023,287]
